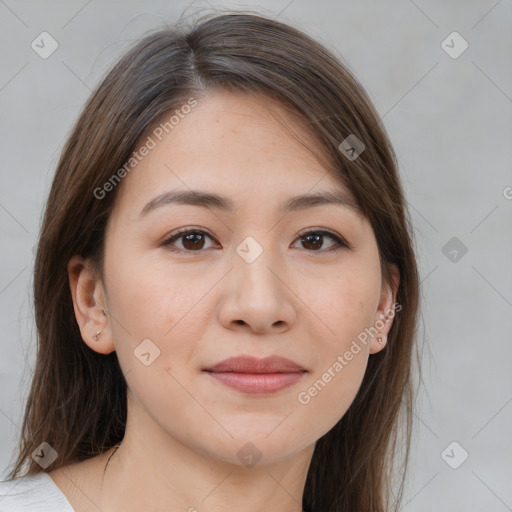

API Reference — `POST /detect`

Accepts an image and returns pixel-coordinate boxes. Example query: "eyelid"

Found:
[161,227,218,250]
[294,228,351,250]
[161,227,352,253]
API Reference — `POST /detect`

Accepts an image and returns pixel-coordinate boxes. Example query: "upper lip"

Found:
[203,355,306,374]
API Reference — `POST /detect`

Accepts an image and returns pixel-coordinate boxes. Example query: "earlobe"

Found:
[370,264,400,355]
[376,333,386,345]
[67,255,115,355]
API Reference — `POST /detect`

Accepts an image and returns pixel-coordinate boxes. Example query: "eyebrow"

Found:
[139,188,362,218]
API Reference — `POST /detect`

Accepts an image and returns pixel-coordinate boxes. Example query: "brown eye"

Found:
[162,229,218,253]
[301,233,323,251]
[181,232,206,250]
[161,228,350,255]
[293,230,349,252]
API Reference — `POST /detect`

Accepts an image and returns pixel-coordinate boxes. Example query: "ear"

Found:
[369,263,400,355]
[67,255,115,355]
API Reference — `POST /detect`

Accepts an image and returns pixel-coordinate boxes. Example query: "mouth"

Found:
[202,355,307,395]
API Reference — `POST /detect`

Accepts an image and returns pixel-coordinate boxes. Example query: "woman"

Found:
[0,11,420,512]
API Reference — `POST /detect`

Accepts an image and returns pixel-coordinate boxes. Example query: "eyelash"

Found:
[161,228,351,255]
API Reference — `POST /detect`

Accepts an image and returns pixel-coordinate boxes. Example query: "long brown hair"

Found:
[5,11,421,512]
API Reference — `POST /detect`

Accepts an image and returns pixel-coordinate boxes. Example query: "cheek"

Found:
[104,258,210,422]
[296,277,376,429]
[104,249,227,388]
[291,268,379,437]
[307,267,380,351]
[105,239,185,327]
[295,351,368,444]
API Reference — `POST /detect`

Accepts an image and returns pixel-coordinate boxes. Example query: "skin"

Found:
[52,89,399,512]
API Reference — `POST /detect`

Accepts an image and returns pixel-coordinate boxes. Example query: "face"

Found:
[70,89,398,467]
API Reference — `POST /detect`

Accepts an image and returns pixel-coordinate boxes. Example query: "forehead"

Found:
[153,89,331,167]
[113,89,360,217]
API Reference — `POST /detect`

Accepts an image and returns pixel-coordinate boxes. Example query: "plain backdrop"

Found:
[0,1,511,510]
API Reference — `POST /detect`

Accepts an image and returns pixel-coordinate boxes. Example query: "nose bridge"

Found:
[233,233,284,303]
[218,232,295,332]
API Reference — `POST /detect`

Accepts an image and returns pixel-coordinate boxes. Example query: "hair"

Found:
[5,10,421,512]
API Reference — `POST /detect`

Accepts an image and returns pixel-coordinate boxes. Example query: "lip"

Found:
[204,355,306,374]
[203,355,307,395]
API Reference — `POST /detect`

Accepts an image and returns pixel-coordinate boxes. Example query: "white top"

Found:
[0,472,75,511]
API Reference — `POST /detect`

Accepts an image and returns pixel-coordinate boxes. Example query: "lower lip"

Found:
[205,371,305,394]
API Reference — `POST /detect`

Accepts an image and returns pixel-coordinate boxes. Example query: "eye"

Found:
[161,228,351,255]
[161,228,218,254]
[291,229,350,253]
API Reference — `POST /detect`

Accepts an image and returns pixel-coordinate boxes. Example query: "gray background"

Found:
[1,0,511,510]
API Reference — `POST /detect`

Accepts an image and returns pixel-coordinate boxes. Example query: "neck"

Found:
[99,417,312,511]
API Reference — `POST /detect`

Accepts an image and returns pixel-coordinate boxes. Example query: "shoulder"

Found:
[0,472,75,511]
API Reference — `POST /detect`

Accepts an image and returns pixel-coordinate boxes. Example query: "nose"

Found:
[217,248,296,335]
